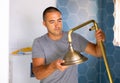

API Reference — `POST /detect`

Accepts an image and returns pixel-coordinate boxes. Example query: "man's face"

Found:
[43,11,63,36]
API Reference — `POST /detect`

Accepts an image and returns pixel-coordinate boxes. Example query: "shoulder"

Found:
[71,32,83,38]
[34,34,47,42]
[64,31,84,40]
[32,34,48,47]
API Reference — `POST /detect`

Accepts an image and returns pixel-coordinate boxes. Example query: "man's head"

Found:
[43,6,62,21]
[42,7,63,40]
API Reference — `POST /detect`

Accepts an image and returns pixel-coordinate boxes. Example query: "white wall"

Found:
[9,55,40,83]
[9,0,56,52]
[9,0,56,83]
[0,0,9,83]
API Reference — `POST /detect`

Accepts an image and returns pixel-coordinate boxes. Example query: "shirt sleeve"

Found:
[32,38,45,58]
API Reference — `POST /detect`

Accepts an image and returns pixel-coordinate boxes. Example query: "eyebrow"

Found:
[49,20,54,23]
[49,18,62,22]
[58,18,62,20]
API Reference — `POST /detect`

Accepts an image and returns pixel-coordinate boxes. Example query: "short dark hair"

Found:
[43,6,61,21]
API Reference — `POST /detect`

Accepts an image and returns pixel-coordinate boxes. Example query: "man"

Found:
[32,6,105,83]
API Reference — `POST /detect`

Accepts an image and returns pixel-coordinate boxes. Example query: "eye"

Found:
[58,19,62,22]
[58,18,62,22]
[49,20,54,24]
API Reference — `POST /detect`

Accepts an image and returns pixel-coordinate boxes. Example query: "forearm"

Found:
[95,42,103,57]
[32,64,56,80]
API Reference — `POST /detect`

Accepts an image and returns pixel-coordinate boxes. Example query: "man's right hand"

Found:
[50,59,69,71]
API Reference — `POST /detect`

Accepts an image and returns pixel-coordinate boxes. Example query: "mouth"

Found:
[55,27,61,31]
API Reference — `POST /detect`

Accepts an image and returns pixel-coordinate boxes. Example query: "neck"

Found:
[48,32,63,40]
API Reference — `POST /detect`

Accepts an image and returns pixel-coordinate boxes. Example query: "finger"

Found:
[95,29,105,41]
[56,60,69,71]
[56,60,64,69]
[57,59,64,64]
[96,29,102,36]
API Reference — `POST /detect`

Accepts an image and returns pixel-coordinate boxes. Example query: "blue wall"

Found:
[57,0,120,83]
[99,0,120,83]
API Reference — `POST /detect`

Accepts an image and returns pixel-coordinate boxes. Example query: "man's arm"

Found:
[85,29,105,57]
[32,58,68,80]
[85,42,102,57]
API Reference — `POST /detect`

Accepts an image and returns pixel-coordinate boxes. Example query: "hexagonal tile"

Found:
[87,1,98,16]
[95,59,100,72]
[106,0,113,3]
[105,29,114,42]
[66,14,80,28]
[78,63,88,75]
[99,22,106,31]
[88,16,98,23]
[100,73,109,83]
[107,56,115,68]
[97,9,103,22]
[100,59,106,73]
[113,63,120,77]
[75,0,89,7]
[88,80,95,83]
[78,75,87,83]
[62,21,69,31]
[98,0,107,8]
[77,8,89,23]
[114,78,120,83]
[87,67,98,80]
[113,49,120,63]
[58,7,69,20]
[87,56,98,67]
[105,2,114,14]
[105,15,114,29]
[66,0,79,13]
[105,42,115,56]
[57,0,68,7]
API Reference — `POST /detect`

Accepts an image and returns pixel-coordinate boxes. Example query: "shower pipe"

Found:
[68,20,113,83]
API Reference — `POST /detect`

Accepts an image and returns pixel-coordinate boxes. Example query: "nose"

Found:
[55,21,59,27]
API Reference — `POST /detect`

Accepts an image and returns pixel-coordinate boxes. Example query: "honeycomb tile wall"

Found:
[57,0,120,83]
[100,0,120,83]
[57,0,100,83]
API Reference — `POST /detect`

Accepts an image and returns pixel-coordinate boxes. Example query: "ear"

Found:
[43,21,46,27]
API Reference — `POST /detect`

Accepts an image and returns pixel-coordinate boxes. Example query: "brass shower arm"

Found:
[68,20,97,43]
[67,19,113,83]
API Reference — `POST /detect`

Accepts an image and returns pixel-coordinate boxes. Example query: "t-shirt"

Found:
[32,31,88,83]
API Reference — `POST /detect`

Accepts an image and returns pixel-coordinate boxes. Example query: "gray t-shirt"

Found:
[32,31,88,83]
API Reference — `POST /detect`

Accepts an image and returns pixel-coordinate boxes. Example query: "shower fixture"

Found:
[62,20,113,83]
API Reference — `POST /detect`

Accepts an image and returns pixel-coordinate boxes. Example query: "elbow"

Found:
[33,71,44,80]
[32,68,45,80]
[97,50,103,58]
[95,51,103,58]
[94,51,102,58]
[96,54,103,58]
[91,50,103,58]
[34,75,41,80]
[94,47,103,58]
[35,76,43,80]
[32,69,42,80]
